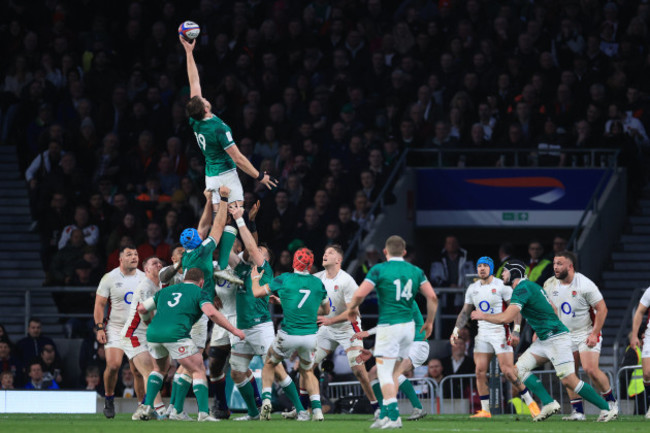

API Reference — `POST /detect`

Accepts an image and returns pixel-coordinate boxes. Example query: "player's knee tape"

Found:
[376,358,397,386]
[229,354,252,373]
[314,347,329,365]
[268,351,282,365]
[515,351,538,383]
[555,361,575,380]
[347,348,363,367]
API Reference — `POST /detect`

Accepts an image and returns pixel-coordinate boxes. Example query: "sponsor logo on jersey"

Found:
[552,291,559,296]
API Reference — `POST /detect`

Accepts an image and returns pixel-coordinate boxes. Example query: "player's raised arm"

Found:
[207,186,230,243]
[229,205,264,267]
[180,35,201,98]
[250,265,271,298]
[225,145,278,190]
[197,189,214,239]
[201,302,245,340]
[630,302,648,349]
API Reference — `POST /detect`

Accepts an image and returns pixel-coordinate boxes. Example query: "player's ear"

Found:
[199,278,205,288]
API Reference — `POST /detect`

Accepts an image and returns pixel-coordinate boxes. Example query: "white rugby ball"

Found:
[179,21,200,41]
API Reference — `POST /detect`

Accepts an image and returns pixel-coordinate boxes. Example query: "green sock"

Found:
[262,387,272,402]
[237,380,260,417]
[281,379,305,412]
[144,372,164,407]
[399,376,422,409]
[576,381,609,410]
[193,380,210,414]
[174,375,192,413]
[218,226,237,270]
[372,381,383,406]
[524,374,554,406]
[169,374,179,406]
[310,395,322,410]
[385,398,399,421]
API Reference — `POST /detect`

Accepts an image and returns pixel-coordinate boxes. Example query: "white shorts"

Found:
[317,325,360,352]
[232,322,275,357]
[570,328,602,354]
[271,330,317,367]
[408,341,430,368]
[205,170,243,203]
[104,323,127,351]
[121,333,149,360]
[149,338,199,360]
[474,332,513,355]
[190,315,209,349]
[527,333,574,373]
[210,314,237,346]
[643,332,650,359]
[375,321,414,360]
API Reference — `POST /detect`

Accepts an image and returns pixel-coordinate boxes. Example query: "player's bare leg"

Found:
[130,358,145,401]
[472,352,492,417]
[229,352,266,421]
[643,357,650,419]
[564,351,586,420]
[103,347,124,418]
[347,344,379,414]
[496,352,539,418]
[394,358,426,421]
[371,356,402,428]
[261,348,307,420]
[132,352,164,418]
[579,351,617,411]
[300,366,324,421]
[560,372,616,421]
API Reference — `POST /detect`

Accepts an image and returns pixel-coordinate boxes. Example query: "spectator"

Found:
[25,359,59,390]
[351,192,375,233]
[426,358,444,387]
[429,235,475,289]
[15,318,56,365]
[0,340,22,387]
[354,244,383,283]
[157,155,180,196]
[48,229,86,285]
[1,371,14,390]
[137,221,171,266]
[85,365,104,395]
[58,205,100,250]
[39,343,63,386]
[526,239,554,286]
[495,242,515,279]
[337,204,360,244]
[118,364,136,398]
[0,324,12,345]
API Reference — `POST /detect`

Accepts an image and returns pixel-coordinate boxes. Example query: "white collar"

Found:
[388,257,405,262]
[294,270,310,275]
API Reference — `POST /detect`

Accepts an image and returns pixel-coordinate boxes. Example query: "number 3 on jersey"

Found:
[168,292,182,307]
[194,132,206,151]
[393,279,413,301]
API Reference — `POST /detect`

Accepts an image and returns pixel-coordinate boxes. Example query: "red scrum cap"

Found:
[293,247,314,272]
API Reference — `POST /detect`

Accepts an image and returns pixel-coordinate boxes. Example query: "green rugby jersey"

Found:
[510,279,569,340]
[234,260,273,330]
[365,258,428,326]
[190,115,236,176]
[181,237,216,303]
[269,271,327,336]
[147,282,210,343]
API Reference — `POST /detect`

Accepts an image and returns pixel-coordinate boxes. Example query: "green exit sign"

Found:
[502,212,529,221]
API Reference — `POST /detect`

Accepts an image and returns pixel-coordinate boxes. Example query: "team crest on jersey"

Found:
[491,288,497,294]
[572,291,577,297]
[334,285,339,291]
[179,346,186,353]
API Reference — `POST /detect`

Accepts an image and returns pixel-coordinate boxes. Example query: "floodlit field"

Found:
[1,414,647,433]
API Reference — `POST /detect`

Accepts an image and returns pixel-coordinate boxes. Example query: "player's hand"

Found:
[204,189,213,200]
[470,310,485,321]
[228,204,244,220]
[96,329,107,344]
[420,321,433,339]
[586,333,599,348]
[218,185,231,197]
[179,34,196,51]
[450,328,459,345]
[508,332,520,347]
[347,308,358,323]
[630,336,641,349]
[214,296,223,310]
[269,295,281,305]
[249,200,260,221]
[251,266,262,279]
[356,348,373,364]
[351,330,369,341]
[532,333,538,342]
[259,173,278,190]
[233,329,246,341]
[317,316,334,327]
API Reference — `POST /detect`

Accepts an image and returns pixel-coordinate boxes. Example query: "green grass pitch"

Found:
[1,414,647,433]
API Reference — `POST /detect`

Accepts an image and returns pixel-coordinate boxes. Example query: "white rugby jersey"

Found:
[639,286,650,330]
[544,272,603,333]
[315,269,361,332]
[213,260,237,316]
[121,277,160,340]
[96,267,145,328]
[464,277,512,335]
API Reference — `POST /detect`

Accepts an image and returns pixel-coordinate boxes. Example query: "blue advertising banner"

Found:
[416,169,609,227]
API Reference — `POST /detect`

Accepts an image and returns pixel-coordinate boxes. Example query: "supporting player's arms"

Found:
[202,302,245,340]
[318,298,330,316]
[250,266,270,298]
[420,281,438,339]
[586,299,608,348]
[229,205,264,267]
[180,35,201,98]
[630,303,648,349]
[225,145,278,190]
[318,302,356,327]
[159,262,181,285]
[346,280,374,322]
[93,294,108,344]
[207,186,229,243]
[471,304,519,325]
[197,190,214,239]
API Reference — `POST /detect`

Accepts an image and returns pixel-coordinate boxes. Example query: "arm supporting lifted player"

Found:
[179,35,277,190]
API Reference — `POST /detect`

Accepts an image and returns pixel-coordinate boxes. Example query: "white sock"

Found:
[481,398,490,412]
[520,389,534,405]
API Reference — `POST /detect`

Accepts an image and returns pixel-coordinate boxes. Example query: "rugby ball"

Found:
[179,21,200,41]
